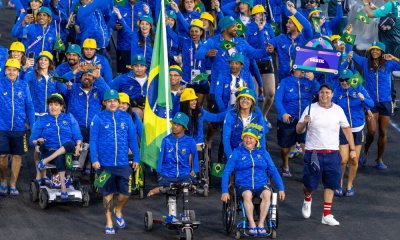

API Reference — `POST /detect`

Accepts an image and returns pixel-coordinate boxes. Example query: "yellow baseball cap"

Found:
[118,92,130,105]
[189,19,204,30]
[180,88,198,102]
[200,12,214,23]
[83,39,97,49]
[252,5,266,15]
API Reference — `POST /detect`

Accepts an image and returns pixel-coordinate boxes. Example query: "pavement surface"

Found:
[0,2,400,239]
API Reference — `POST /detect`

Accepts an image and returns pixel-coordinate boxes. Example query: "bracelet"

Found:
[350,149,356,151]
[364,3,369,6]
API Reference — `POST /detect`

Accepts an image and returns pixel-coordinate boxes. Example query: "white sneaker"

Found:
[302,199,311,218]
[322,214,340,226]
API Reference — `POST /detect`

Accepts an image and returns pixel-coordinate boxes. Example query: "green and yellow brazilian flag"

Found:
[95,170,111,188]
[347,72,365,89]
[212,163,225,178]
[113,0,126,7]
[140,10,173,170]
[219,39,237,51]
[340,32,356,46]
[355,10,371,24]
[271,21,280,36]
[312,17,321,33]
[236,17,248,37]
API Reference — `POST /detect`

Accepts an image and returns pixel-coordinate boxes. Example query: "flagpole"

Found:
[161,0,170,134]
[304,77,315,141]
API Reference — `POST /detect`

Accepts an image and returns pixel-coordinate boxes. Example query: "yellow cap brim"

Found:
[288,15,303,33]
[137,20,154,29]
[200,15,214,23]
[368,46,384,53]
[330,35,340,42]
[241,132,260,140]
[236,94,255,104]
[308,10,322,20]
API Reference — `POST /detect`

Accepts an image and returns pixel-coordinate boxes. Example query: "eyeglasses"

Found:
[240,97,252,102]
[306,0,316,3]
[235,77,241,89]
[170,74,180,78]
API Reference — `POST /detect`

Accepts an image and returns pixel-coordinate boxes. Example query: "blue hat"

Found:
[66,44,82,57]
[219,16,237,32]
[37,7,52,21]
[166,10,177,19]
[137,15,154,28]
[239,0,254,8]
[131,54,147,66]
[308,6,322,20]
[319,82,334,91]
[368,41,386,53]
[236,88,256,104]
[338,69,353,80]
[171,112,189,129]
[227,52,245,65]
[103,89,119,104]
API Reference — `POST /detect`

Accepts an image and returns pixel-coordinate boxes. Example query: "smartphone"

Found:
[289,116,295,123]
[28,52,35,59]
[27,8,33,15]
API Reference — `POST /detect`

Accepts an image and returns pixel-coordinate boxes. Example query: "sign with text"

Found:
[292,46,341,75]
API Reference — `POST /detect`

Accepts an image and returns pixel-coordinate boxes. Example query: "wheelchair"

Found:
[144,182,201,240]
[29,143,90,209]
[222,180,278,239]
[191,143,211,197]
[90,154,145,198]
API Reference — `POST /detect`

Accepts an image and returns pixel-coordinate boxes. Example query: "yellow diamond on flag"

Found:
[215,164,221,173]
[100,175,106,182]
[361,16,366,22]
[347,36,352,42]
[225,44,231,49]
[352,78,358,85]
[237,23,242,30]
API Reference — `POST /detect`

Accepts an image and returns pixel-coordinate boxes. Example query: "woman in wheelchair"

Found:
[223,88,267,163]
[30,94,83,200]
[221,126,285,236]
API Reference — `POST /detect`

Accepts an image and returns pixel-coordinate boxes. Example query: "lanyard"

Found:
[190,41,201,69]
[27,26,50,52]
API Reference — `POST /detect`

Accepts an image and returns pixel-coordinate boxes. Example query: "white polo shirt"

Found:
[299,102,350,150]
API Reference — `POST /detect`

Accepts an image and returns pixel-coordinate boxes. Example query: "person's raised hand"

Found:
[306,72,314,80]
[347,51,353,62]
[206,49,218,58]
[171,1,179,12]
[383,54,396,61]
[214,0,220,11]
[177,84,187,96]
[143,3,150,14]
[23,14,34,25]
[345,24,353,35]
[319,16,326,26]
[66,81,73,90]
[113,6,122,19]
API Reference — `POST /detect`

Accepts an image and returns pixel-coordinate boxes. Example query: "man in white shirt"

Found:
[296,82,356,226]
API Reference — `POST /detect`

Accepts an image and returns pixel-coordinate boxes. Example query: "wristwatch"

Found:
[364,3,369,6]
[350,149,356,151]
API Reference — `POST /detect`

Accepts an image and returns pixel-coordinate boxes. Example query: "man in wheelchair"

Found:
[147,112,199,197]
[221,125,285,236]
[31,94,83,200]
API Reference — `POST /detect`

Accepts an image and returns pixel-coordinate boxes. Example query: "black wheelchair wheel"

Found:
[227,185,237,234]
[218,142,224,164]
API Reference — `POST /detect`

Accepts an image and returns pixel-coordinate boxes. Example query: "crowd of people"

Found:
[0,0,399,235]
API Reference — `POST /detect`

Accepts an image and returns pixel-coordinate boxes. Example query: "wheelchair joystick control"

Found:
[77,143,90,169]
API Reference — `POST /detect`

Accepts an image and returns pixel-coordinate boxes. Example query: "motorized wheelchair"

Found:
[90,154,145,198]
[29,142,90,209]
[144,182,201,240]
[191,143,212,197]
[222,178,278,239]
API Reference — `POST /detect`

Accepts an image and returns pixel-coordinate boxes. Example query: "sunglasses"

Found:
[306,0,316,3]
[339,78,348,82]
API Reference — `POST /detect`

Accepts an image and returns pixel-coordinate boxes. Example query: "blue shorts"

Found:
[97,165,133,196]
[303,151,342,191]
[79,127,90,143]
[339,127,365,145]
[0,131,28,155]
[369,101,394,116]
[186,82,210,95]
[210,94,223,128]
[277,120,305,148]
[40,141,75,173]
[236,185,271,198]
[158,174,192,187]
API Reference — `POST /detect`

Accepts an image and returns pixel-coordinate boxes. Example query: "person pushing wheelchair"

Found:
[221,125,285,236]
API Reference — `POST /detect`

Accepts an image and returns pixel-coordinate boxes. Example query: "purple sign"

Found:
[292,46,342,75]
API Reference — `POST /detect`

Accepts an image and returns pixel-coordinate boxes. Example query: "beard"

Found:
[81,79,93,89]
[68,59,78,67]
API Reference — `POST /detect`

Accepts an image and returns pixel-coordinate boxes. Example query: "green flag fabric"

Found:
[54,35,65,51]
[191,73,209,83]
[140,10,173,170]
[113,0,126,7]
[94,170,112,188]
[355,10,371,24]
[194,3,204,13]
[219,39,237,50]
[348,72,365,89]
[236,17,248,36]
[52,76,70,83]
[340,32,356,46]
[74,2,80,13]
[164,0,172,6]
[312,17,321,33]
[65,153,73,169]
[212,163,225,178]
[271,21,280,36]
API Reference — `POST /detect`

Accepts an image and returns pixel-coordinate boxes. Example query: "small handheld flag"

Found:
[191,73,209,82]
[236,17,248,36]
[340,32,356,46]
[271,21,280,36]
[65,153,73,169]
[219,39,237,50]
[194,2,204,13]
[113,0,126,7]
[164,0,172,6]
[347,72,365,89]
[94,170,112,188]
[54,36,65,51]
[312,17,321,33]
[212,163,225,178]
[355,10,371,24]
[52,76,70,83]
